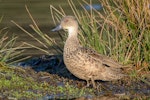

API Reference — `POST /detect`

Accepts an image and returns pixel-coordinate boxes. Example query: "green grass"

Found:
[0,62,95,99]
[0,63,41,99]
[0,16,30,64]
[97,0,150,75]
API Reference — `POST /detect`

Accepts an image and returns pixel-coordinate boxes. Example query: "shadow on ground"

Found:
[16,55,150,99]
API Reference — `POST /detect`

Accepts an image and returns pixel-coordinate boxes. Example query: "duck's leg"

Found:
[91,78,96,88]
[86,80,90,87]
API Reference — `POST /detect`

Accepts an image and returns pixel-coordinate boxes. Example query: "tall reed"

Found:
[0,16,30,64]
[50,0,150,75]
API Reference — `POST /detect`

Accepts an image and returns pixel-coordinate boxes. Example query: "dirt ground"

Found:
[0,55,150,99]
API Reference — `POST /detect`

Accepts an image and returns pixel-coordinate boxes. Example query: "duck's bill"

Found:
[51,25,62,32]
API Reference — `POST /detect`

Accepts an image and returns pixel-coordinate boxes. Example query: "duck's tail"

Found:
[104,67,127,81]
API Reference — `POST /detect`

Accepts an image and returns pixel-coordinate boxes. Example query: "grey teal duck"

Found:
[52,16,125,88]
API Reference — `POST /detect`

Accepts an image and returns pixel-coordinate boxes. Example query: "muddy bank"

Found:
[14,55,150,99]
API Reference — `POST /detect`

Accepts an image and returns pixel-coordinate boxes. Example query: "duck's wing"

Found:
[74,47,123,68]
[94,53,123,68]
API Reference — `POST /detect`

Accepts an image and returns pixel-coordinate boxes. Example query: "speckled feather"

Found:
[52,16,125,88]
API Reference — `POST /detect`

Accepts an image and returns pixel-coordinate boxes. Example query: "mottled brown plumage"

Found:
[52,16,125,88]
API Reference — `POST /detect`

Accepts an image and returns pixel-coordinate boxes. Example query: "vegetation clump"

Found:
[0,62,95,99]
[0,0,149,99]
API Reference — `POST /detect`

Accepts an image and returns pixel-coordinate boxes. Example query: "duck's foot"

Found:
[91,78,96,88]
[85,79,98,89]
[86,80,90,87]
[84,80,92,88]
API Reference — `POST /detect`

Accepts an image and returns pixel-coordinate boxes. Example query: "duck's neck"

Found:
[64,27,81,54]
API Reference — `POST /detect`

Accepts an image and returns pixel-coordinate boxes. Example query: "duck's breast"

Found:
[63,47,104,80]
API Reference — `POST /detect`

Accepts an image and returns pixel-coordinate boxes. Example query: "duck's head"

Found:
[52,16,78,34]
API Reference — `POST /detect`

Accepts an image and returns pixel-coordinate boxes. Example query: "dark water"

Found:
[0,0,101,56]
[0,0,73,56]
